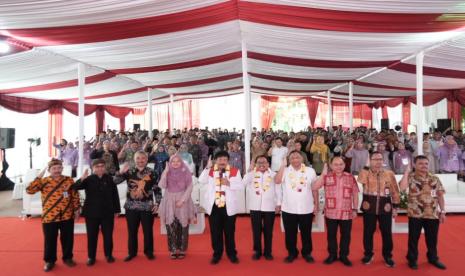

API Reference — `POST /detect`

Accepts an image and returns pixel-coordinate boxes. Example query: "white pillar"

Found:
[327,91,333,128]
[147,88,153,138]
[169,94,174,134]
[416,52,424,155]
[241,40,252,171]
[77,63,85,177]
[349,82,354,131]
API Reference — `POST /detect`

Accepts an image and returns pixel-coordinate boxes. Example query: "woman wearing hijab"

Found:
[159,155,196,259]
[309,135,330,175]
[149,145,170,177]
[178,143,195,174]
[436,135,463,173]
[393,142,413,174]
[167,145,178,157]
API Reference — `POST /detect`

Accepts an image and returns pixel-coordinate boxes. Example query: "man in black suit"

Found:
[73,159,121,266]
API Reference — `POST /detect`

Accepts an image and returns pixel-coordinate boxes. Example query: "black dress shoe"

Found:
[63,259,76,267]
[384,257,395,268]
[284,255,297,263]
[86,258,96,266]
[252,252,261,260]
[324,255,337,265]
[408,261,418,270]
[229,255,239,264]
[429,260,447,270]
[43,262,55,272]
[210,257,221,265]
[124,255,136,262]
[361,255,373,265]
[340,257,353,267]
[106,256,115,263]
[145,254,156,260]
[303,255,315,263]
[264,254,274,261]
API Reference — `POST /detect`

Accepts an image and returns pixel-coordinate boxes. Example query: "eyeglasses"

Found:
[370,158,383,161]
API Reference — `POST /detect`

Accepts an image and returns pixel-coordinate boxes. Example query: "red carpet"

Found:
[0,215,462,276]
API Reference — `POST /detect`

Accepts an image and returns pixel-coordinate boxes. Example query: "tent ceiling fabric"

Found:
[0,0,465,107]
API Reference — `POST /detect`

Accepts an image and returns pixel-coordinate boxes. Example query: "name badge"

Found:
[63,191,69,198]
[431,190,437,198]
[384,187,390,196]
[452,154,458,161]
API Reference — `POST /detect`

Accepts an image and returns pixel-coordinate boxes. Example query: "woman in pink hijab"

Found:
[158,154,196,259]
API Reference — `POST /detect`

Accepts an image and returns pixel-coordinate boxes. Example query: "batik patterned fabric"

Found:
[357,169,400,214]
[26,176,80,223]
[114,166,161,211]
[407,173,445,219]
[166,218,189,253]
[323,172,359,220]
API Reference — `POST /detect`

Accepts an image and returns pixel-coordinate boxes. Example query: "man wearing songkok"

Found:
[357,151,400,267]
[312,157,359,266]
[275,150,318,264]
[73,159,121,266]
[243,155,282,261]
[399,155,447,270]
[199,151,243,265]
[26,158,81,272]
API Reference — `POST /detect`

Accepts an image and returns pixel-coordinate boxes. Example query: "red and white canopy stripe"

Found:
[0,0,465,107]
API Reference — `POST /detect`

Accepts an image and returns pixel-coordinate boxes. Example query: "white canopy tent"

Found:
[1,0,465,172]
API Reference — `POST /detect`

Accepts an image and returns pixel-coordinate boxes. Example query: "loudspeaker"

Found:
[437,119,452,133]
[133,124,141,131]
[381,119,389,130]
[0,128,15,149]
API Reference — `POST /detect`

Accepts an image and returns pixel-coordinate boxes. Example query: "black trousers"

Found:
[363,213,393,258]
[125,209,155,256]
[194,164,200,177]
[407,218,440,262]
[42,219,74,263]
[208,205,237,259]
[325,218,352,258]
[281,212,314,257]
[250,210,275,256]
[85,216,115,259]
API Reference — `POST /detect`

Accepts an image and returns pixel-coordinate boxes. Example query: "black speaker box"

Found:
[381,119,390,130]
[437,119,451,133]
[0,128,15,149]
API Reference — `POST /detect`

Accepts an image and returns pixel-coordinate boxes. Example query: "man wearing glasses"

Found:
[357,152,400,267]
[243,155,282,261]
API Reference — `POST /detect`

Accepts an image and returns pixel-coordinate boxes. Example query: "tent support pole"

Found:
[349,82,354,132]
[416,52,424,155]
[147,88,153,138]
[241,40,252,171]
[77,63,85,177]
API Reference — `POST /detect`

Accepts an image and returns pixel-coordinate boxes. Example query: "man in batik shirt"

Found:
[399,155,447,270]
[313,156,359,266]
[26,159,81,272]
[114,151,161,262]
[357,151,400,267]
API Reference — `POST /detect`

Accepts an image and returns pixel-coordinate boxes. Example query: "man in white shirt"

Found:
[199,151,243,265]
[268,137,288,172]
[275,150,319,264]
[243,155,282,261]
